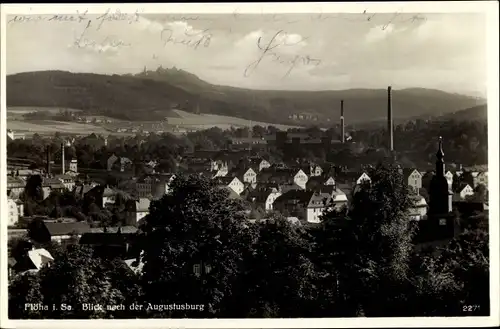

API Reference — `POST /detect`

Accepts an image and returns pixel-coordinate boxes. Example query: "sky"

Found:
[5,11,488,96]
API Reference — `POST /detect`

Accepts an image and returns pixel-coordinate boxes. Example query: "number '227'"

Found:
[463,305,480,312]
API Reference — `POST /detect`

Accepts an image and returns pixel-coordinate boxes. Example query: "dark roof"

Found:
[309,184,336,194]
[254,182,281,191]
[8,257,17,267]
[54,174,74,181]
[336,171,366,183]
[275,190,314,205]
[79,232,135,245]
[186,150,220,160]
[42,178,65,188]
[89,226,138,234]
[402,168,420,179]
[259,168,296,184]
[74,184,95,196]
[454,182,472,193]
[44,221,91,236]
[230,137,267,144]
[219,186,241,199]
[306,176,325,186]
[308,192,332,208]
[7,176,25,187]
[214,176,241,185]
[246,188,274,203]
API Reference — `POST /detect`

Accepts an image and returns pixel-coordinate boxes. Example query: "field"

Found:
[7,106,83,114]
[7,107,302,137]
[167,110,302,130]
[7,120,114,136]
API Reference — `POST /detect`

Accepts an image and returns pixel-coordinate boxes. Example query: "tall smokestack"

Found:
[46,145,51,176]
[340,100,345,143]
[387,86,393,152]
[61,142,65,175]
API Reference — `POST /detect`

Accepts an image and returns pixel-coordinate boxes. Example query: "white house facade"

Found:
[243,168,258,184]
[265,189,282,211]
[227,177,245,195]
[293,169,309,190]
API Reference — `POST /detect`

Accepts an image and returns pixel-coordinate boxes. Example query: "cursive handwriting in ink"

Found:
[73,20,131,53]
[161,28,212,50]
[95,8,141,30]
[381,11,401,30]
[362,10,377,22]
[244,30,320,78]
[48,10,89,23]
[273,54,322,78]
[8,15,47,24]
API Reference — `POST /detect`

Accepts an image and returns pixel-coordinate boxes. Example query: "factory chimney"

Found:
[387,86,393,152]
[46,145,51,176]
[340,100,345,143]
[61,142,65,175]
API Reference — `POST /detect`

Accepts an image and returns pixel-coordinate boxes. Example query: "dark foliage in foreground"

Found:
[8,168,489,318]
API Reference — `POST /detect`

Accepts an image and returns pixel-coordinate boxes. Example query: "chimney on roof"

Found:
[340,100,345,143]
[387,86,393,152]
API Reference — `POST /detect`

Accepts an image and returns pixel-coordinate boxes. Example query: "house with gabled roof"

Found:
[11,247,54,274]
[257,159,271,172]
[306,192,332,223]
[454,182,474,200]
[213,161,229,178]
[107,154,119,171]
[309,163,324,177]
[74,182,98,199]
[219,186,242,200]
[135,198,151,223]
[324,176,336,186]
[473,171,488,189]
[42,177,65,199]
[54,174,76,191]
[7,176,25,198]
[7,198,24,227]
[228,166,258,184]
[246,186,282,212]
[80,226,138,257]
[28,219,91,244]
[444,170,454,188]
[273,190,314,222]
[409,195,428,221]
[306,175,336,191]
[402,168,423,194]
[259,168,295,186]
[213,176,245,195]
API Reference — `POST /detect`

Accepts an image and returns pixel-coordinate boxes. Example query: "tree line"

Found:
[8,118,487,174]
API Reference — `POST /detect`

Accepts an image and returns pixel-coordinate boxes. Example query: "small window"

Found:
[205,264,212,274]
[439,218,446,226]
[193,264,201,277]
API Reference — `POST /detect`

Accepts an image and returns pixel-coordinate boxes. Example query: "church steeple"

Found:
[429,136,452,215]
[435,136,445,177]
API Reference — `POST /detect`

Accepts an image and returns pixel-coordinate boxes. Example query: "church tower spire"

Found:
[436,136,445,177]
[429,136,452,215]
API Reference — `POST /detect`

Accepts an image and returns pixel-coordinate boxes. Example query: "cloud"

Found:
[5,13,487,95]
[364,24,395,43]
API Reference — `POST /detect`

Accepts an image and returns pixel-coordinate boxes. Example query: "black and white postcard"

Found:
[1,2,498,328]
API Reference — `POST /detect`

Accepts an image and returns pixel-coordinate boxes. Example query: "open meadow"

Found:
[7,107,302,137]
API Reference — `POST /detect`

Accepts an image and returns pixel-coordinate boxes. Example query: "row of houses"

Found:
[8,221,139,277]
